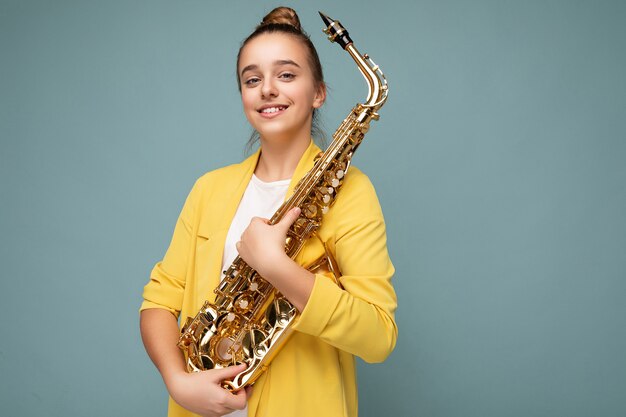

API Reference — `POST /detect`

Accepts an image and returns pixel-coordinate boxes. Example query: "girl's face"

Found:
[238,33,325,143]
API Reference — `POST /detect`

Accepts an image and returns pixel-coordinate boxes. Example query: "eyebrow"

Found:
[240,60,301,77]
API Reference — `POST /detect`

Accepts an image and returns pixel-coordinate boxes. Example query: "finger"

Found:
[236,241,242,252]
[211,363,247,380]
[276,207,301,232]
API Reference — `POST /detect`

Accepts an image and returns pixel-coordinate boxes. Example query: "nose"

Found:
[260,78,278,99]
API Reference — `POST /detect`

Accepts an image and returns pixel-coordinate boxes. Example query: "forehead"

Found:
[238,33,310,70]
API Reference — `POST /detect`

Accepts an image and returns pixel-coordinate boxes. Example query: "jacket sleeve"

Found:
[140,180,199,318]
[291,169,398,363]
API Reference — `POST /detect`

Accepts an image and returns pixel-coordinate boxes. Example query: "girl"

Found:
[140,7,397,417]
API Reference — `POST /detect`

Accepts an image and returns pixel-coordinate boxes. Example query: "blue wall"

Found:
[1,1,625,416]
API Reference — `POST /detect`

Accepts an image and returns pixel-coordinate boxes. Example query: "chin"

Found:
[255,123,293,140]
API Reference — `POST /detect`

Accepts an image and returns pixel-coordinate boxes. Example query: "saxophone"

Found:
[177,11,388,390]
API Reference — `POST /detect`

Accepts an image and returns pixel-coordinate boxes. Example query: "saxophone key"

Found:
[242,328,269,358]
[304,203,318,219]
[234,294,254,313]
[324,170,341,188]
[215,336,241,361]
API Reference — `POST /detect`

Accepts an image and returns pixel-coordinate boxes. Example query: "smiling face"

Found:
[238,33,325,144]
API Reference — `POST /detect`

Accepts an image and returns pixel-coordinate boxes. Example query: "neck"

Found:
[255,135,311,182]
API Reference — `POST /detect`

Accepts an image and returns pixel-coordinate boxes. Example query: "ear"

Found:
[312,83,326,109]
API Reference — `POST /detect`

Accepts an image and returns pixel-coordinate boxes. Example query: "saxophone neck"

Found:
[346,44,388,113]
[319,12,388,114]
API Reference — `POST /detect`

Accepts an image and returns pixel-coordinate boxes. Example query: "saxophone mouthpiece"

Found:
[318,11,353,49]
[318,11,332,27]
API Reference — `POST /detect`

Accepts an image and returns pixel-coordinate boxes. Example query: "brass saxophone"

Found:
[177,11,388,390]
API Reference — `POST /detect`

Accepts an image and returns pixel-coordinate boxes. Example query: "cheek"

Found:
[240,91,260,127]
[241,91,255,112]
[299,83,321,107]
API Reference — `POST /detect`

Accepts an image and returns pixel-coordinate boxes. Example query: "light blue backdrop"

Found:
[1,1,625,416]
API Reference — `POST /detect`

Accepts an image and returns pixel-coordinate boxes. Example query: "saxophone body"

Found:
[177,12,388,390]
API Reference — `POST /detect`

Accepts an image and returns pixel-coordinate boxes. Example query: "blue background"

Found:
[1,1,625,416]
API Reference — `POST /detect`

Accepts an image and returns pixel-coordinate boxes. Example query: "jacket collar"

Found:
[286,140,321,199]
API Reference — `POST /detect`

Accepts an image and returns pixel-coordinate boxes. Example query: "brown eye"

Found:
[245,77,261,86]
[279,73,295,80]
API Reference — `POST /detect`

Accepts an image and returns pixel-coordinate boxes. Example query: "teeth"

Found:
[261,107,285,114]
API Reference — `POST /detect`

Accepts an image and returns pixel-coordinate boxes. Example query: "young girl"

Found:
[140,7,397,417]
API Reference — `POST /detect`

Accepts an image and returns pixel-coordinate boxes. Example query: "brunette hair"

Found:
[237,7,326,150]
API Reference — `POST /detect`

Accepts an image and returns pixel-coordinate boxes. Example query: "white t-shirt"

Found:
[221,173,291,278]
[222,173,290,417]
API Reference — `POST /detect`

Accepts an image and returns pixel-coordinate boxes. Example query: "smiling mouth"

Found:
[259,106,288,114]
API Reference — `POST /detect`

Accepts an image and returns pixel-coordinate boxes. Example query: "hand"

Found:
[236,207,301,280]
[166,364,248,417]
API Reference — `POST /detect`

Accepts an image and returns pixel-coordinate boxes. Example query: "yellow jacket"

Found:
[141,141,397,417]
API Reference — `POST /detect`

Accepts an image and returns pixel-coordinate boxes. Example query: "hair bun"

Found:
[258,6,303,32]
